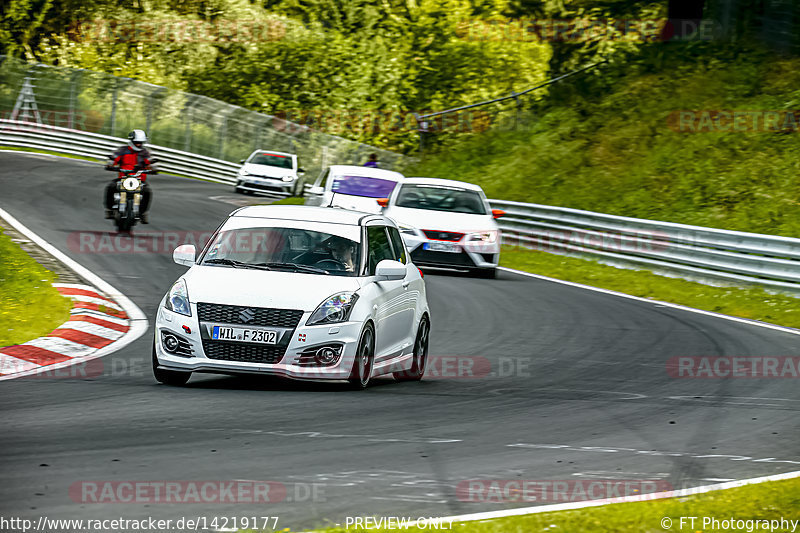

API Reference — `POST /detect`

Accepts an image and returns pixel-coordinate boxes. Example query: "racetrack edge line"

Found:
[407,470,800,527]
[499,267,800,337]
[0,206,148,381]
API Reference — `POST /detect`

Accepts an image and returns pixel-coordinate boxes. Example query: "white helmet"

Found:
[127,129,147,151]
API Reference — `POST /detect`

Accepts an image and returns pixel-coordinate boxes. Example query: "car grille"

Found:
[197,303,304,328]
[422,230,464,242]
[202,340,287,364]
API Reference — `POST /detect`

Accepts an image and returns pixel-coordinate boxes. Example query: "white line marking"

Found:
[0,354,40,374]
[56,321,123,340]
[69,309,130,326]
[0,207,148,381]
[407,470,800,527]
[61,294,123,310]
[499,267,800,336]
[52,282,98,291]
[25,337,96,357]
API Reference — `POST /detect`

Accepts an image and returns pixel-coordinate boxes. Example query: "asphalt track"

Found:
[1,152,798,530]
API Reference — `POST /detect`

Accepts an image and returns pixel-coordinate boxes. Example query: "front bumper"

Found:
[403,235,500,270]
[235,176,296,196]
[154,306,361,380]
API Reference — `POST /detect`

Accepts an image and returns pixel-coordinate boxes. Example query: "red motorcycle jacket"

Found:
[109,146,155,181]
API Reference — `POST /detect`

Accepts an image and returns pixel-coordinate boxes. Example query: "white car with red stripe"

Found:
[380,178,505,279]
[153,205,430,388]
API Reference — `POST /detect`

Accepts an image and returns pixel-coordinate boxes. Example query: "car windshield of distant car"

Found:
[394,184,487,215]
[249,153,294,169]
[331,175,398,198]
[202,227,361,276]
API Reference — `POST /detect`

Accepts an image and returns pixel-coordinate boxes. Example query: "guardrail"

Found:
[3,117,798,293]
[0,119,241,184]
[490,200,800,292]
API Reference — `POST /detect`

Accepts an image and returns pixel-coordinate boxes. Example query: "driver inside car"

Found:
[329,238,356,273]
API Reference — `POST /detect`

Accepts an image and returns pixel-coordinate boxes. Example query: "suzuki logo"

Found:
[238,308,256,323]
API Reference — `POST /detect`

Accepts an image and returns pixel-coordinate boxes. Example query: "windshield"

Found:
[202,227,361,276]
[395,184,487,214]
[331,175,398,198]
[248,153,294,169]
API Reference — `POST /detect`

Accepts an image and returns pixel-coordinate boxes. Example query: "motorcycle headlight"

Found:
[122,177,140,191]
[307,292,359,326]
[281,175,295,182]
[164,279,191,317]
[467,230,498,244]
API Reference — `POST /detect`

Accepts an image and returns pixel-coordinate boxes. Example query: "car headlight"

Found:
[399,225,419,236]
[281,175,295,182]
[467,231,498,244]
[164,279,191,317]
[307,292,359,326]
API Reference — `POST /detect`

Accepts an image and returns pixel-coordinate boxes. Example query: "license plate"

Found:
[424,241,461,253]
[212,326,278,344]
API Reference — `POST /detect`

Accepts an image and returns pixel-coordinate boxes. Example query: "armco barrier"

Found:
[490,200,800,292]
[0,119,240,184]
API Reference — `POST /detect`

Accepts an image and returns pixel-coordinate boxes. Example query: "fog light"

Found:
[315,347,338,365]
[163,334,179,353]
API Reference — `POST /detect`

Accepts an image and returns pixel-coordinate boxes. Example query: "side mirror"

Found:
[375,259,406,281]
[376,198,389,208]
[492,209,506,219]
[298,168,306,174]
[307,185,324,196]
[173,244,196,267]
[239,159,246,164]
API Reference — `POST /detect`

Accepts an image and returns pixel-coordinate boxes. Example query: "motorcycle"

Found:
[110,168,151,233]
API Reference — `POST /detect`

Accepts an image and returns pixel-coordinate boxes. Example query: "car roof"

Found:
[328,165,405,181]
[249,150,296,158]
[230,205,395,227]
[402,177,484,192]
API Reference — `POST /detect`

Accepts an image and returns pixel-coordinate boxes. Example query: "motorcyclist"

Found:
[104,130,156,223]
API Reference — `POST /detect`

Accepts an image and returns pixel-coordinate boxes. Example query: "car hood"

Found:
[183,266,362,312]
[241,163,295,178]
[329,194,384,214]
[384,206,498,233]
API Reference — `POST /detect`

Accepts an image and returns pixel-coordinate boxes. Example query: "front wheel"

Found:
[348,325,375,389]
[394,317,429,381]
[152,344,191,386]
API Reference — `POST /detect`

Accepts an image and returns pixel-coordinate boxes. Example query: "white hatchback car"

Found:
[234,150,304,196]
[153,206,430,389]
[304,165,405,214]
[382,178,505,278]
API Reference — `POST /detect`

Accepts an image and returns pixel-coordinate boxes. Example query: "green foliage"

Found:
[409,43,800,236]
[0,228,72,346]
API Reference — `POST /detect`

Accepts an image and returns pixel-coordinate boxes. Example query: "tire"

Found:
[152,344,191,386]
[394,317,429,382]
[348,324,375,390]
[234,185,243,194]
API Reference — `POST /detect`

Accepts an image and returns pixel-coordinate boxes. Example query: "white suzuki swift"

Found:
[153,206,430,389]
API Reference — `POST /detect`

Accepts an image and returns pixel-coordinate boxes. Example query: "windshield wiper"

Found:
[258,262,330,275]
[203,258,272,271]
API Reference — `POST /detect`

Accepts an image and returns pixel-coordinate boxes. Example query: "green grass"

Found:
[500,246,800,328]
[408,45,800,237]
[268,196,305,205]
[294,477,799,532]
[0,228,73,346]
